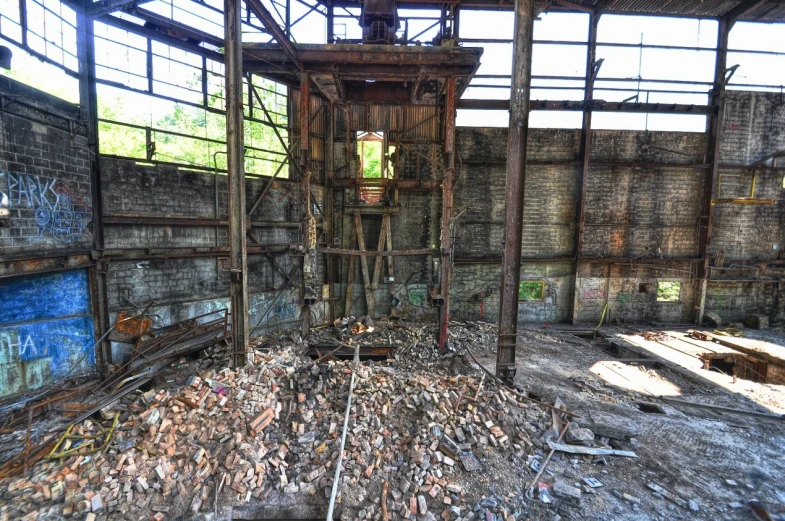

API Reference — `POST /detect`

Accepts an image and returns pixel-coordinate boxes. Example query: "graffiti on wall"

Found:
[0,270,96,397]
[580,278,606,300]
[612,283,653,323]
[0,171,92,244]
[535,283,566,322]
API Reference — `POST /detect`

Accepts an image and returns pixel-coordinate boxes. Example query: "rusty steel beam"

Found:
[438,76,457,352]
[318,247,437,257]
[225,0,250,368]
[325,103,336,324]
[575,12,598,260]
[86,0,155,18]
[497,0,535,383]
[300,72,318,334]
[103,215,305,228]
[245,63,480,79]
[245,0,301,69]
[572,11,599,323]
[76,2,113,372]
[0,254,94,279]
[100,245,292,261]
[723,0,768,24]
[459,99,718,114]
[697,18,731,326]
[242,44,482,66]
[332,179,442,190]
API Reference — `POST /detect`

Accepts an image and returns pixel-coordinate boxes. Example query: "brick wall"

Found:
[0,77,93,258]
[99,158,324,358]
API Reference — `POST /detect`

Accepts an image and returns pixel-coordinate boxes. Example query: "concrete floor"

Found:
[470,323,785,521]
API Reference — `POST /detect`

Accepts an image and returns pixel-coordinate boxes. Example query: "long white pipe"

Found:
[325,346,359,520]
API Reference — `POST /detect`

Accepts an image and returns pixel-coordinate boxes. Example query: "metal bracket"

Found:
[497,365,517,385]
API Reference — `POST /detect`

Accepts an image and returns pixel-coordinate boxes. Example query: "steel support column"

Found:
[437,77,457,352]
[572,11,599,323]
[76,4,111,373]
[697,18,729,325]
[327,2,334,43]
[496,0,534,382]
[225,0,250,367]
[300,73,317,335]
[325,102,336,323]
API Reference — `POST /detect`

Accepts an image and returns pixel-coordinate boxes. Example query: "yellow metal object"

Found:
[46,413,120,460]
[713,328,744,338]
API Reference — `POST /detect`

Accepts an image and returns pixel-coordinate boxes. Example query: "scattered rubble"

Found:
[1,320,781,521]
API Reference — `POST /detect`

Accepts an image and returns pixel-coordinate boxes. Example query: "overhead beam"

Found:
[98,15,225,62]
[86,0,155,18]
[496,0,535,384]
[127,7,225,48]
[459,99,718,114]
[722,0,768,24]
[245,0,302,69]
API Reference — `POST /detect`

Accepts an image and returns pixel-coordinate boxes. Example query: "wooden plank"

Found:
[547,441,638,458]
[371,215,388,291]
[355,213,376,318]
[344,216,357,317]
[385,214,396,294]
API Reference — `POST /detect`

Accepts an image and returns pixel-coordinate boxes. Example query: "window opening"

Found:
[357,131,386,204]
[657,282,681,302]
[519,281,545,301]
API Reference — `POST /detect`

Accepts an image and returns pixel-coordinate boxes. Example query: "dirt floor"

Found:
[465,322,785,521]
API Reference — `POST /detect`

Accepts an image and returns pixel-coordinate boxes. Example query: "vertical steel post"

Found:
[496,0,535,382]
[697,18,729,325]
[572,12,598,323]
[225,0,249,367]
[327,2,334,43]
[437,76,456,351]
[325,103,336,323]
[300,73,317,335]
[76,4,111,373]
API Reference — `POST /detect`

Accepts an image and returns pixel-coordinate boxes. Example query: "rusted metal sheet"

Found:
[0,254,93,279]
[497,0,535,383]
[333,103,438,141]
[108,312,153,343]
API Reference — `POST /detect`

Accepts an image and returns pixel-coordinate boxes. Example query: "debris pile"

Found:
[0,321,642,521]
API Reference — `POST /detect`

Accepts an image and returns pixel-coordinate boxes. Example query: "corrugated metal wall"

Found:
[0,270,95,397]
[290,89,327,181]
[335,104,440,142]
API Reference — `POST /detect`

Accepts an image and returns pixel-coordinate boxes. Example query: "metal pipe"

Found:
[325,345,359,521]
[496,0,535,383]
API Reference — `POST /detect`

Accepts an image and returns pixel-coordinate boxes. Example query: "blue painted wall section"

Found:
[0,270,95,397]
